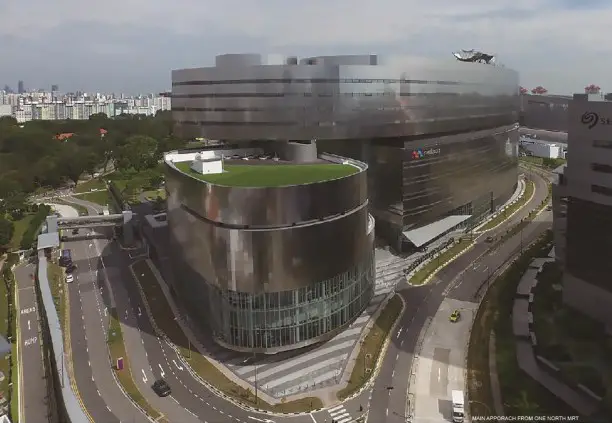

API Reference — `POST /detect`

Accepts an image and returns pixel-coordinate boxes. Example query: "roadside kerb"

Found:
[15,267,24,422]
[472,179,526,233]
[62,262,95,422]
[105,314,159,423]
[464,226,551,421]
[338,293,406,404]
[407,240,476,287]
[129,263,319,416]
[130,261,407,416]
[474,180,534,234]
[405,315,432,420]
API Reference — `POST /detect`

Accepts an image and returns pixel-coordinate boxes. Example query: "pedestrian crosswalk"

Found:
[327,404,355,423]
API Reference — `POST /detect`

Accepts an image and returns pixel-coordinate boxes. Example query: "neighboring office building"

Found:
[520,94,570,132]
[172,53,520,251]
[0,104,11,118]
[164,147,375,353]
[553,93,612,326]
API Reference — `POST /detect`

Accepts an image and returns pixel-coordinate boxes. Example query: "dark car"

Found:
[152,379,171,397]
[72,229,79,235]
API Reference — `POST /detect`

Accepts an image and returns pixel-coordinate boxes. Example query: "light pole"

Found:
[253,350,258,403]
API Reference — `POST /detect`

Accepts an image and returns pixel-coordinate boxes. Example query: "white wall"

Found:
[191,159,223,174]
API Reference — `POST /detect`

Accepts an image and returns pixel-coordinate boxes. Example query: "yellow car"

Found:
[449,310,461,322]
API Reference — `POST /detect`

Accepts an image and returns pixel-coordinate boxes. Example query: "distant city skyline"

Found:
[2,0,612,94]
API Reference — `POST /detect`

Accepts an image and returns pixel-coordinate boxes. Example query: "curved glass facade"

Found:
[207,252,374,350]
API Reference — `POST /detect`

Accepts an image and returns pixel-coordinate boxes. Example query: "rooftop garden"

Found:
[174,161,358,187]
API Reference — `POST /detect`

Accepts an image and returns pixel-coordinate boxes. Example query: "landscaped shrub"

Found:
[556,308,603,340]
[19,204,51,250]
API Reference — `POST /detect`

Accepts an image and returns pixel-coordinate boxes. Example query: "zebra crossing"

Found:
[327,404,356,423]
[206,256,412,398]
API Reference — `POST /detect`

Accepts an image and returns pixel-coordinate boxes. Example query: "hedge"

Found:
[19,204,51,250]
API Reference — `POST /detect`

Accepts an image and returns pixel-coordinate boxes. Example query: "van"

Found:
[451,390,465,423]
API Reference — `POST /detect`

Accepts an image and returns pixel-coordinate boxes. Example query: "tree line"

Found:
[0,111,187,251]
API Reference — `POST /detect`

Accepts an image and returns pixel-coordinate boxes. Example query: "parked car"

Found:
[152,379,171,397]
[449,309,461,323]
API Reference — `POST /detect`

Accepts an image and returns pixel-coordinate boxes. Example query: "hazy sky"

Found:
[1,0,610,94]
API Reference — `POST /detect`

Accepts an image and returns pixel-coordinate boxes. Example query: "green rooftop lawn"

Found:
[174,161,358,187]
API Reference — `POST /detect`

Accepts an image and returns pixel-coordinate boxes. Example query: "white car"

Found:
[65,274,74,283]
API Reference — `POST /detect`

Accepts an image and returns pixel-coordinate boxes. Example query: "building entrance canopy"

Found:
[402,215,471,247]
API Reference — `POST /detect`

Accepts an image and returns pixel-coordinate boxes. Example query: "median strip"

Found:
[479,180,535,232]
[130,260,323,413]
[337,295,403,400]
[409,238,473,286]
[107,308,166,422]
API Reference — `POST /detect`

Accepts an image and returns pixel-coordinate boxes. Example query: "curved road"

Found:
[361,171,551,423]
[62,172,550,423]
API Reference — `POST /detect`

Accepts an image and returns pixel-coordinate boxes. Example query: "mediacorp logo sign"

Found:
[411,147,441,159]
[581,111,612,129]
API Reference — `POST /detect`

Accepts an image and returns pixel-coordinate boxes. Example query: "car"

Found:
[72,229,79,235]
[485,236,494,243]
[546,205,552,211]
[65,274,74,283]
[449,309,461,322]
[152,379,171,397]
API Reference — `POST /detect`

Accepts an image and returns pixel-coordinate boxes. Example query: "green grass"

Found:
[77,191,111,207]
[107,309,165,422]
[74,178,107,193]
[47,261,66,332]
[10,343,18,422]
[0,267,10,406]
[409,239,472,285]
[480,180,535,232]
[141,189,166,201]
[131,260,324,413]
[337,295,403,400]
[7,214,35,251]
[175,161,359,187]
[467,230,577,417]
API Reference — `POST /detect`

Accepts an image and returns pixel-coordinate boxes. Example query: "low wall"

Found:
[36,249,90,423]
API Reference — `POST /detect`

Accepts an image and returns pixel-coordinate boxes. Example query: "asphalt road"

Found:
[60,174,550,423]
[63,196,104,215]
[67,236,149,423]
[363,171,551,423]
[14,263,48,422]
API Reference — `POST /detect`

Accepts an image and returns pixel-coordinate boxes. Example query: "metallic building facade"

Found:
[172,54,520,249]
[520,94,570,132]
[164,153,375,353]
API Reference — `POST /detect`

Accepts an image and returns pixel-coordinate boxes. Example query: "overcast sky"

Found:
[0,0,609,95]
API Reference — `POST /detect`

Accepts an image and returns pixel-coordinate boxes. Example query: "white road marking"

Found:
[104,307,107,317]
[172,359,183,371]
[24,336,37,347]
[396,328,403,338]
[21,307,35,315]
[27,320,30,331]
[158,363,165,378]
[141,369,148,383]
[137,306,142,317]
[309,413,318,423]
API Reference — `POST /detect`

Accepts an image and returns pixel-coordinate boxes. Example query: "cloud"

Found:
[0,0,611,94]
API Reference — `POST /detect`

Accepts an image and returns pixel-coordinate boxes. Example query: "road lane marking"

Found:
[27,320,30,331]
[396,328,403,338]
[158,363,165,377]
[309,413,317,423]
[137,306,142,317]
[172,359,183,371]
[142,369,148,383]
[24,336,37,347]
[20,307,35,315]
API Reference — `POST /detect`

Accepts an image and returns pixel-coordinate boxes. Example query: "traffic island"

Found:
[106,308,166,422]
[337,295,403,400]
[130,260,324,414]
[466,230,577,417]
[409,238,473,286]
[479,180,535,232]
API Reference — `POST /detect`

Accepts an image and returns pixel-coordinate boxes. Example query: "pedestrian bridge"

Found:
[46,210,135,245]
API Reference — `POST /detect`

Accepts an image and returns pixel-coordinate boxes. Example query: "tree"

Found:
[114,135,158,171]
[0,217,14,247]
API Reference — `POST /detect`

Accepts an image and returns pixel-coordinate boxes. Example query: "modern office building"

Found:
[553,94,612,326]
[164,147,375,353]
[519,136,566,159]
[520,94,571,132]
[172,54,520,251]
